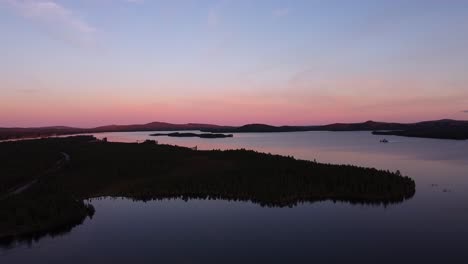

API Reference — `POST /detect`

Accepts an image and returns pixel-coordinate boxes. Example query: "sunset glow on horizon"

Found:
[1,0,468,127]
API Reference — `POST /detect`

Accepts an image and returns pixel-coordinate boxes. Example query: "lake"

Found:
[2,131,468,263]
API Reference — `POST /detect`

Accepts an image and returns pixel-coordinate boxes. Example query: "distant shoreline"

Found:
[1,119,467,141]
[150,132,233,139]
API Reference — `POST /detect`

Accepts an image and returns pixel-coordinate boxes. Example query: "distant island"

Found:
[367,119,468,140]
[150,132,233,138]
[1,119,467,141]
[0,136,415,245]
[200,120,468,140]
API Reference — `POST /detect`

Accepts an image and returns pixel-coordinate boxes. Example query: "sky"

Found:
[1,0,468,127]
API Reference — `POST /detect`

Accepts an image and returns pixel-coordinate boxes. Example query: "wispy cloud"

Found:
[462,110,468,113]
[3,0,96,46]
[272,8,290,18]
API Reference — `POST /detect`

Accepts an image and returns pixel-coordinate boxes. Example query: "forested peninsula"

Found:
[0,136,415,245]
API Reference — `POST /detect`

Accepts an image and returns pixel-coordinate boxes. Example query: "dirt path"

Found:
[1,152,70,199]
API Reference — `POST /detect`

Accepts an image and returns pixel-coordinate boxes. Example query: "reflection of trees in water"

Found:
[0,187,95,248]
[0,136,415,248]
[0,208,93,249]
[118,166,416,208]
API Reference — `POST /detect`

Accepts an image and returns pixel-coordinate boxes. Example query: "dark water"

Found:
[2,131,468,263]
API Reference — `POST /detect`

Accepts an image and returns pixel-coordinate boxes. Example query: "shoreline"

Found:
[2,119,467,141]
[0,136,415,244]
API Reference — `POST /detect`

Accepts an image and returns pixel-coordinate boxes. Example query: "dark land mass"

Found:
[371,119,468,140]
[1,119,467,141]
[0,136,415,245]
[0,126,87,141]
[202,119,468,140]
[0,122,231,141]
[92,122,229,133]
[150,132,233,138]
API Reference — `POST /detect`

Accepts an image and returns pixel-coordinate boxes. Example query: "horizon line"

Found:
[1,118,465,130]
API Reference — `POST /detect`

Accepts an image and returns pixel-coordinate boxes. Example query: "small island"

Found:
[150,132,233,138]
[0,136,415,246]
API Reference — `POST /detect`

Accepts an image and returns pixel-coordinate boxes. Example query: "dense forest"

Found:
[0,136,415,246]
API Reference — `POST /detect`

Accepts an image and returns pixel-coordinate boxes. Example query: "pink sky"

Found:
[1,0,468,127]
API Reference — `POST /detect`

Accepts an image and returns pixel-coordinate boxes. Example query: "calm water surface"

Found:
[2,131,468,263]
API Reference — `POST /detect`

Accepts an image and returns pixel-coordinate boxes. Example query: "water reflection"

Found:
[1,185,416,249]
[2,132,467,264]
[0,135,417,251]
[0,216,88,250]
[1,187,415,251]
[87,130,468,164]
[3,196,468,264]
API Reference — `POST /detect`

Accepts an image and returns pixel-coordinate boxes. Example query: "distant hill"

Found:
[201,119,468,140]
[0,122,228,140]
[1,119,468,140]
[372,119,468,140]
[201,121,408,133]
[0,126,86,140]
[204,124,319,133]
[92,122,229,133]
[318,120,408,131]
[201,120,410,133]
